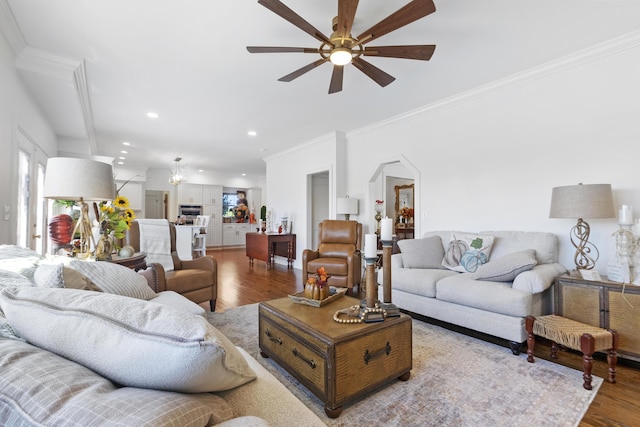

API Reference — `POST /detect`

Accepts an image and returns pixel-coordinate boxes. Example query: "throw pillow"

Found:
[34,263,102,291]
[442,233,495,273]
[67,260,155,300]
[0,287,257,393]
[473,249,538,282]
[397,236,444,269]
[33,263,64,288]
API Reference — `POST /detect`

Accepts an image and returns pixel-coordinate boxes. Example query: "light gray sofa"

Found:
[0,245,324,427]
[388,231,567,354]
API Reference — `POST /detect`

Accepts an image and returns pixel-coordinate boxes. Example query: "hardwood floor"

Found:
[207,248,640,427]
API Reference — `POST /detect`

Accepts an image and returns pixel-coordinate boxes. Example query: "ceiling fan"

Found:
[247,0,436,94]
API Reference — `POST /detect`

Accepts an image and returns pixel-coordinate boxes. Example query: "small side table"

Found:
[106,252,147,271]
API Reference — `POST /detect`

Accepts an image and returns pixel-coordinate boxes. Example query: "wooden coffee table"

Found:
[258,295,412,418]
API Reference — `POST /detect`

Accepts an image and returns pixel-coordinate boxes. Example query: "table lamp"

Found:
[336,196,358,220]
[549,183,615,270]
[43,157,116,259]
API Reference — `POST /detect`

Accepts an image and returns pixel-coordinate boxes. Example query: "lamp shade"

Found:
[336,197,359,215]
[549,183,615,219]
[43,157,116,201]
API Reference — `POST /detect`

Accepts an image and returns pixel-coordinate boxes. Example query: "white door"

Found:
[145,190,165,219]
[16,129,48,253]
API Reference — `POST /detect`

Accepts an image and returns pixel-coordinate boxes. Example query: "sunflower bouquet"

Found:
[98,195,136,239]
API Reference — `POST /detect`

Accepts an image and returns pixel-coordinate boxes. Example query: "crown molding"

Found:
[351,29,640,137]
[15,46,96,151]
[0,0,26,55]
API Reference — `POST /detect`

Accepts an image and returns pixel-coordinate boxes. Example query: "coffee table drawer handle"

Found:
[364,341,392,365]
[292,348,316,369]
[264,329,282,345]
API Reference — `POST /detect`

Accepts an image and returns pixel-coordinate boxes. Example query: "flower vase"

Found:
[95,232,114,261]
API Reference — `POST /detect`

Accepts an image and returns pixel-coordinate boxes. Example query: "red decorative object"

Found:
[49,214,74,246]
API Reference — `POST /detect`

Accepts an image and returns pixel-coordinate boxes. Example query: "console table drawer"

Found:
[259,316,327,397]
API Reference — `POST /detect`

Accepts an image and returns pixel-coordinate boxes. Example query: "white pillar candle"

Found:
[619,205,634,225]
[381,217,393,241]
[364,233,377,258]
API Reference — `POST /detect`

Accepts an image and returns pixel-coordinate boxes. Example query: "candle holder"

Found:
[379,239,400,316]
[359,257,385,323]
[364,257,377,308]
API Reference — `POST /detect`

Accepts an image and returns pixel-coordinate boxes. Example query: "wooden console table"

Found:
[246,232,296,269]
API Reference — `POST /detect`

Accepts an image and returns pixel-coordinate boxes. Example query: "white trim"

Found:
[351,30,640,138]
[0,0,26,55]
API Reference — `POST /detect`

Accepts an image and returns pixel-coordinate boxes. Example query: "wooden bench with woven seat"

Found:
[525,314,619,390]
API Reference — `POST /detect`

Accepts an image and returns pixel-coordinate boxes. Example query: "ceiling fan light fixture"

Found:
[330,47,352,66]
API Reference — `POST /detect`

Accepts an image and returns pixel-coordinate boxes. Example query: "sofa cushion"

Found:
[151,291,207,316]
[0,337,235,426]
[0,287,257,393]
[67,260,156,300]
[442,233,495,273]
[480,231,559,264]
[397,236,444,269]
[436,274,532,317]
[34,263,103,291]
[473,249,538,282]
[0,244,43,282]
[392,267,459,298]
[0,270,33,289]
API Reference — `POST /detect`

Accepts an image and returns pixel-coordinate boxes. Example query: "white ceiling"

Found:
[4,0,640,178]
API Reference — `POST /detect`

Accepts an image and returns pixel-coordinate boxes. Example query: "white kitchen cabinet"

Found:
[222,223,251,246]
[202,185,223,205]
[203,193,222,247]
[178,184,203,204]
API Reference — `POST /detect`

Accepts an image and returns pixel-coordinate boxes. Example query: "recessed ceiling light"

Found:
[120,150,128,154]
[241,173,246,176]
[198,169,204,172]
[119,156,126,160]
[146,112,159,118]
[122,141,131,146]
[117,161,124,165]
[248,131,257,136]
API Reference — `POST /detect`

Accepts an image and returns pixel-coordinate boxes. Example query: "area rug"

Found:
[208,304,602,427]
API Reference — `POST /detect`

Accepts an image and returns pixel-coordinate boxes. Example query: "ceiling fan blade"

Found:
[356,0,436,45]
[328,65,344,94]
[247,46,318,54]
[363,45,436,60]
[258,0,330,44]
[278,58,327,82]
[336,0,359,39]
[352,57,395,87]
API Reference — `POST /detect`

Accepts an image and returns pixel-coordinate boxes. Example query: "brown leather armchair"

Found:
[125,221,218,311]
[302,220,362,290]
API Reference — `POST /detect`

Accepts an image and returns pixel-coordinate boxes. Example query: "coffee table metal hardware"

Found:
[292,348,316,369]
[264,329,282,345]
[364,341,392,365]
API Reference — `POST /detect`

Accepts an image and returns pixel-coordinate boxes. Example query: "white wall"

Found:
[0,31,57,244]
[265,133,340,266]
[266,33,640,274]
